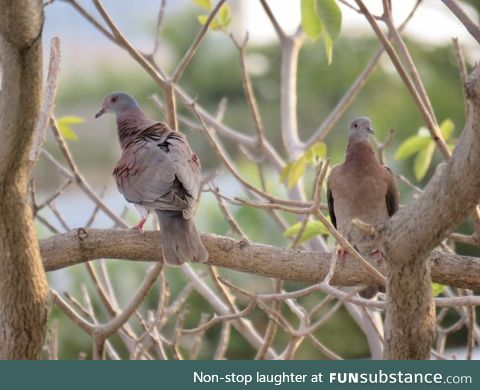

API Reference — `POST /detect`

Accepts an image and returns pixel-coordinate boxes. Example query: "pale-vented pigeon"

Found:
[95,92,208,266]
[327,117,399,295]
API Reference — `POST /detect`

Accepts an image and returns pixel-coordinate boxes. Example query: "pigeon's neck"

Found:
[116,107,152,148]
[345,140,376,164]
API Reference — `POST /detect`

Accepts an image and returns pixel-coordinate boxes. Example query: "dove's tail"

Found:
[156,210,208,266]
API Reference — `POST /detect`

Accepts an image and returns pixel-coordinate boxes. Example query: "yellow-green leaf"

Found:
[194,0,212,10]
[57,116,85,126]
[218,3,231,28]
[414,142,435,181]
[288,158,307,188]
[395,136,431,160]
[305,142,327,165]
[440,118,454,141]
[432,283,445,297]
[279,162,293,183]
[284,220,330,243]
[57,115,84,141]
[301,0,322,40]
[301,0,342,64]
[59,125,78,141]
[197,14,222,30]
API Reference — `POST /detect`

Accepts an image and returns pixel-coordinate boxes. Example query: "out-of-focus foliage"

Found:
[395,119,455,181]
[432,283,446,297]
[301,0,342,64]
[195,0,231,31]
[284,220,330,244]
[280,142,327,188]
[57,115,84,141]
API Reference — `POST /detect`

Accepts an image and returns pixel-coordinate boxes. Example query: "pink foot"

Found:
[132,217,148,235]
[336,248,347,267]
[370,249,384,264]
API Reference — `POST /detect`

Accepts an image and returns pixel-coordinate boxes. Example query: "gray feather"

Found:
[156,210,208,266]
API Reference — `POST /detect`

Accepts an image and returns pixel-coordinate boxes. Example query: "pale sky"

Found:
[42,0,479,72]
[244,0,479,54]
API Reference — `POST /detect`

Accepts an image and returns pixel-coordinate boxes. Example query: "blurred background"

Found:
[37,0,480,358]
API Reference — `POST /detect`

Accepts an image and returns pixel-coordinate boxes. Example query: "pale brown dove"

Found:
[95,92,208,266]
[327,117,399,295]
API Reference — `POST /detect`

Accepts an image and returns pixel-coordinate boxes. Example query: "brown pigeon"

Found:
[327,117,398,295]
[95,92,208,266]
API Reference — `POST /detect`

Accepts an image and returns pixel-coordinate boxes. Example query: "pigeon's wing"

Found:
[326,170,337,229]
[114,124,200,217]
[385,166,399,217]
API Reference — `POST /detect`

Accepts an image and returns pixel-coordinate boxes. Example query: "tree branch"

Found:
[442,0,480,44]
[39,228,480,291]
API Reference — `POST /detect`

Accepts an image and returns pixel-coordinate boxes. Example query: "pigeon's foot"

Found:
[132,217,148,235]
[336,248,348,267]
[370,249,384,264]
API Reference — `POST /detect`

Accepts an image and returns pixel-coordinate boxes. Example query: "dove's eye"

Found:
[354,123,358,128]
[112,96,118,103]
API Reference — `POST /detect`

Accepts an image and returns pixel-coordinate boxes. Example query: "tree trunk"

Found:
[381,65,480,359]
[0,0,50,359]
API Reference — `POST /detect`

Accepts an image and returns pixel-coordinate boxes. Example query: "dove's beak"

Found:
[95,107,107,119]
[367,127,374,134]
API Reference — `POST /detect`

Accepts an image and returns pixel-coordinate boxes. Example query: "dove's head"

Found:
[95,92,139,118]
[348,116,374,143]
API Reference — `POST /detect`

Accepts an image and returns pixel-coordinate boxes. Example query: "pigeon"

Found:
[95,92,208,266]
[326,117,399,295]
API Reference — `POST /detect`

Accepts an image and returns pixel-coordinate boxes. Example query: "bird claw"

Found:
[336,248,347,267]
[370,249,384,264]
[132,217,147,235]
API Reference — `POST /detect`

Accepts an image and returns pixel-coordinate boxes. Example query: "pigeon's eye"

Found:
[112,96,118,103]
[354,123,358,128]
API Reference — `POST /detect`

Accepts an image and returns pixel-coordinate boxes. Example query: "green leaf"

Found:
[218,3,231,28]
[197,15,223,30]
[284,220,330,243]
[305,142,327,165]
[288,158,307,188]
[301,0,323,40]
[317,0,342,40]
[194,0,212,10]
[395,136,431,160]
[432,283,445,297]
[57,115,84,141]
[301,0,342,64]
[440,118,454,141]
[413,142,435,181]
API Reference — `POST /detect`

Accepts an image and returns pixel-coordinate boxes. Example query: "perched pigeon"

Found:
[327,117,399,296]
[95,92,208,266]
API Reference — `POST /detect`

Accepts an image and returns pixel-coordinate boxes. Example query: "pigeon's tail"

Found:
[156,210,208,266]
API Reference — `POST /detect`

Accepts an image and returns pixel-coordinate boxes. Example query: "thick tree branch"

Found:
[39,228,480,291]
[380,65,480,359]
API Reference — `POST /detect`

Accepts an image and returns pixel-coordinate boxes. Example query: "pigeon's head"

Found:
[95,92,139,118]
[348,116,374,143]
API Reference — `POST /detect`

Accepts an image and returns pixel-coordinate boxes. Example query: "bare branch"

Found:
[442,0,480,44]
[171,0,226,83]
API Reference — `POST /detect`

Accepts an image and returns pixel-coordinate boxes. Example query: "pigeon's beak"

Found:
[367,127,374,134]
[95,107,107,119]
